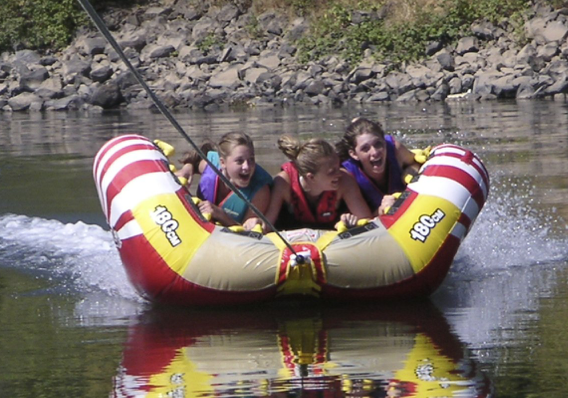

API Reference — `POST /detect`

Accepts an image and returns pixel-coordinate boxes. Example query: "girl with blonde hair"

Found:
[246,135,372,232]
[177,132,272,228]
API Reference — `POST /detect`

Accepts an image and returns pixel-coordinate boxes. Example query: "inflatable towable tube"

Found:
[93,135,489,306]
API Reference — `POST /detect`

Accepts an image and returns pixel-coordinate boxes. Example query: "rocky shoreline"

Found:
[2,1,568,112]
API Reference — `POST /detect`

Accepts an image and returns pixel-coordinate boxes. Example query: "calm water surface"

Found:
[1,100,567,397]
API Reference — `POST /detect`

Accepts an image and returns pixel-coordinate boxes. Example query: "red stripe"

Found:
[430,146,490,193]
[379,190,419,229]
[457,211,471,232]
[277,244,326,286]
[94,135,150,182]
[109,183,214,235]
[279,251,292,284]
[421,164,486,212]
[278,335,295,370]
[104,159,169,218]
[436,152,489,195]
[113,210,134,232]
[174,189,216,233]
[311,249,325,284]
[96,142,157,189]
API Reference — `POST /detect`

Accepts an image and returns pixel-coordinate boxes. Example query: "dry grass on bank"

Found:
[205,0,448,26]
[201,0,534,64]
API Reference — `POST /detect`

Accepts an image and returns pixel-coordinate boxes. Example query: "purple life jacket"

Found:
[342,135,405,210]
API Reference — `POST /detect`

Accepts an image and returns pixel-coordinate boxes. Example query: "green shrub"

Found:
[196,32,225,53]
[0,0,142,53]
[296,0,533,67]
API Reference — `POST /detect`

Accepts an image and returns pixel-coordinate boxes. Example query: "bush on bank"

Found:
[295,0,533,65]
[0,0,137,53]
[0,0,561,65]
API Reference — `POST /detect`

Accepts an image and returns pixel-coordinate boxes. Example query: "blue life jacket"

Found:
[197,151,272,223]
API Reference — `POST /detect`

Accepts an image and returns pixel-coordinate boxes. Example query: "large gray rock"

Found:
[541,20,568,42]
[8,92,42,111]
[90,63,114,83]
[456,36,479,55]
[44,95,84,111]
[143,44,176,59]
[19,67,49,92]
[209,65,242,89]
[35,77,63,99]
[304,79,325,96]
[76,36,107,56]
[13,50,41,65]
[192,17,221,42]
[117,30,147,52]
[436,49,455,71]
[89,82,122,108]
[217,4,241,24]
[62,56,91,83]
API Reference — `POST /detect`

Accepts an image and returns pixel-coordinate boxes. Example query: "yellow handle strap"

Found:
[381,192,402,215]
[410,146,432,164]
[227,224,263,234]
[177,176,188,186]
[154,139,187,185]
[191,197,211,221]
[334,218,370,234]
[154,140,190,186]
[154,139,176,158]
[192,198,262,232]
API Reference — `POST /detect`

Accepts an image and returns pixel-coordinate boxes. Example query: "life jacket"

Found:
[198,151,272,223]
[342,135,405,211]
[276,162,339,230]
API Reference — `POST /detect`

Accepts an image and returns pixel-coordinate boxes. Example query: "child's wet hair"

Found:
[278,135,337,176]
[217,132,254,159]
[179,132,253,167]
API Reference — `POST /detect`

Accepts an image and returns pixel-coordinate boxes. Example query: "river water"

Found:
[1,100,567,397]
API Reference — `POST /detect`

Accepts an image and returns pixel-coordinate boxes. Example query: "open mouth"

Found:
[370,159,383,168]
[238,173,251,184]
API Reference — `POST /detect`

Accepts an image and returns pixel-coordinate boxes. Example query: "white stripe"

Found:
[431,146,490,186]
[432,145,466,157]
[99,149,167,218]
[423,156,489,200]
[93,134,144,174]
[472,156,490,182]
[410,175,480,217]
[116,219,143,240]
[94,137,154,216]
[94,136,153,186]
[462,196,481,224]
[109,171,181,227]
[450,222,467,241]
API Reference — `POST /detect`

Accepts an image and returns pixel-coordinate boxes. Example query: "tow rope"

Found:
[76,0,304,261]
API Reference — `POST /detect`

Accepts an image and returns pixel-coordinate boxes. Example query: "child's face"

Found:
[311,155,342,191]
[220,144,256,188]
[350,132,387,179]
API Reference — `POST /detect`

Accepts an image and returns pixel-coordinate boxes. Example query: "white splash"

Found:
[0,214,141,302]
[434,173,568,361]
